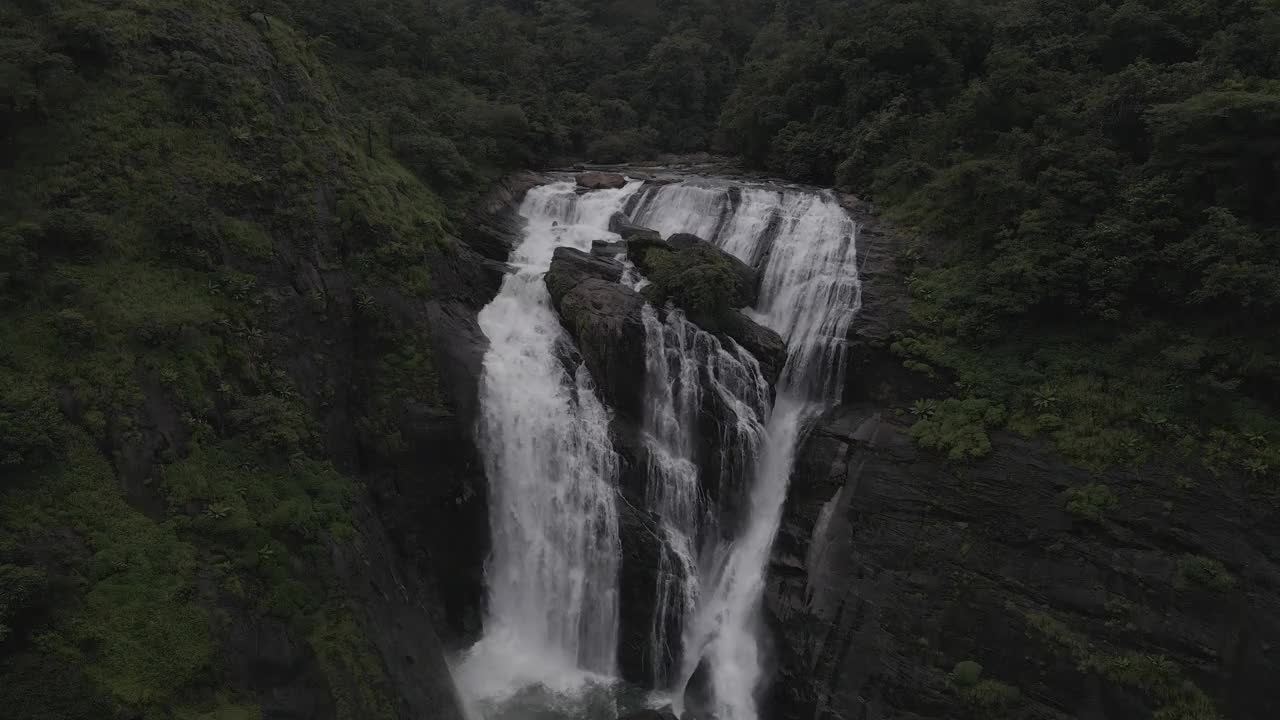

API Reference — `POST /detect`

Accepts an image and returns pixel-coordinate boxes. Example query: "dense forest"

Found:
[723,0,1280,473]
[2,0,1278,718]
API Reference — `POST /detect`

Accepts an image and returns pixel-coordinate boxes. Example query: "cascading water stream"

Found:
[637,306,770,689]
[633,183,861,720]
[456,175,859,720]
[639,305,704,689]
[457,180,643,712]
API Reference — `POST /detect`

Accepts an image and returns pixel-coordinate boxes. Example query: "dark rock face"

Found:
[545,248,647,423]
[618,502,675,686]
[545,248,664,686]
[834,197,940,406]
[332,499,469,720]
[611,211,663,242]
[763,197,1280,720]
[592,238,628,257]
[766,407,1280,720]
[578,171,629,190]
[719,310,786,387]
[545,246,624,301]
[462,171,543,261]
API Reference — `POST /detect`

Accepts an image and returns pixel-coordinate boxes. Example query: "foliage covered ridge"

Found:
[719,0,1280,472]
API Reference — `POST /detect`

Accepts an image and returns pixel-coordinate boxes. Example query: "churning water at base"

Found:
[634,182,861,720]
[457,181,643,716]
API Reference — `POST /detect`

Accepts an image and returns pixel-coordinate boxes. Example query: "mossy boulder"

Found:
[630,237,757,331]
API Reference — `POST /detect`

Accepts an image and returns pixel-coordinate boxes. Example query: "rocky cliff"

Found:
[764,199,1280,720]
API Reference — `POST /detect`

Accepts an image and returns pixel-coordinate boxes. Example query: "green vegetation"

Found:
[1025,610,1219,719]
[949,661,1020,717]
[2,0,785,714]
[1176,554,1236,593]
[0,0,479,715]
[720,0,1280,474]
[960,679,1021,717]
[2,0,1275,715]
[1064,483,1119,523]
[909,398,1006,461]
[950,660,985,687]
[642,244,746,329]
[278,0,772,188]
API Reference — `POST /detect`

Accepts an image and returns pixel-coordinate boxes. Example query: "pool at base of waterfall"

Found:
[462,679,671,720]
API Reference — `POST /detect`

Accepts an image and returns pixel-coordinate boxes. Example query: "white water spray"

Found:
[457,180,643,708]
[635,183,861,720]
[638,305,771,689]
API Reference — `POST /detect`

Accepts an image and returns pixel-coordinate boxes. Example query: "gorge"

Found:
[453,171,861,719]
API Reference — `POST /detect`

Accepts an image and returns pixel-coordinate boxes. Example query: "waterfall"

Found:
[640,305,704,689]
[455,175,859,720]
[457,180,643,707]
[633,183,861,720]
[638,305,770,689]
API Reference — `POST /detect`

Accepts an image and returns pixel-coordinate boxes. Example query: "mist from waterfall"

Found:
[456,180,643,710]
[634,182,861,720]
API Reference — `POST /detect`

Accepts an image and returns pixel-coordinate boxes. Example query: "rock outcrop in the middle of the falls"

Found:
[544,247,648,422]
[545,243,784,685]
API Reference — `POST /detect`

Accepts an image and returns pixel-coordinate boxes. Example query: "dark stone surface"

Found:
[763,197,1280,720]
[461,171,544,261]
[718,310,786,387]
[331,499,469,720]
[611,210,663,242]
[545,246,625,301]
[765,407,1280,720]
[546,248,647,422]
[618,502,676,686]
[592,238,628,257]
[577,171,629,189]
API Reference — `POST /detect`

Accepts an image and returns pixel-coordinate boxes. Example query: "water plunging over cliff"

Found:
[638,306,770,688]
[457,175,859,720]
[634,182,861,720]
[457,181,643,711]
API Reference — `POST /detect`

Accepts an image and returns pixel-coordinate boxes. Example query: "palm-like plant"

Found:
[911,399,938,419]
[1031,385,1060,411]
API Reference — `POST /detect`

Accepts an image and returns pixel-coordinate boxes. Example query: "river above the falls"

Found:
[454,172,861,720]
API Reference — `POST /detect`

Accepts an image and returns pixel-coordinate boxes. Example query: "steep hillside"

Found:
[0,2,487,717]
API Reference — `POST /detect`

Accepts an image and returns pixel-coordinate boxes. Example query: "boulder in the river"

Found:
[609,211,663,242]
[719,310,786,386]
[544,246,624,302]
[577,171,628,190]
[545,248,647,421]
[591,239,628,258]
